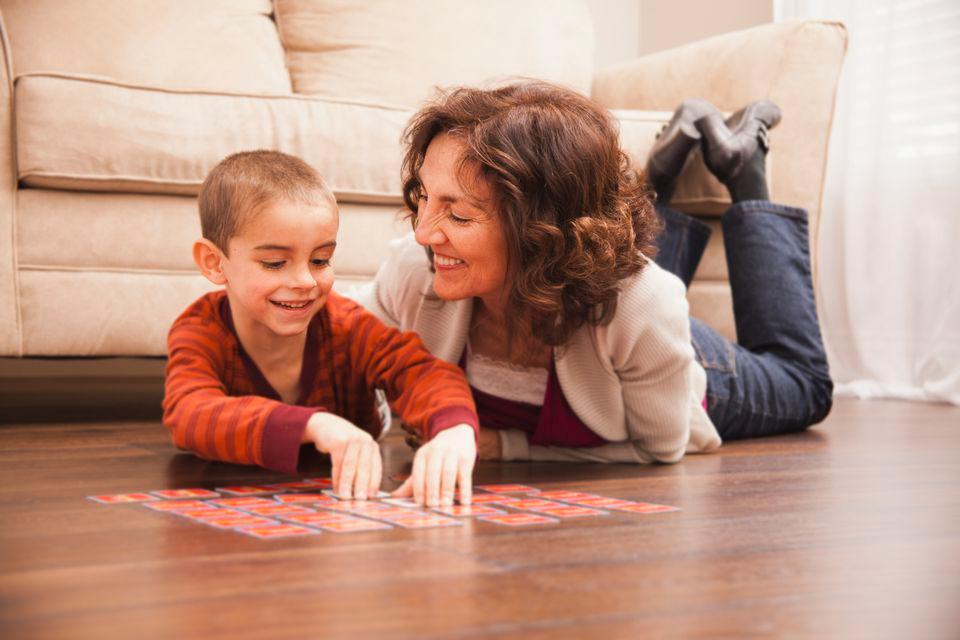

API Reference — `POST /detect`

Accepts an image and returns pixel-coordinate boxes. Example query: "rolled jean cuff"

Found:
[726,200,809,221]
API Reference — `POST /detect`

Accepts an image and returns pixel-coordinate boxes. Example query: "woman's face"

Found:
[414,133,509,309]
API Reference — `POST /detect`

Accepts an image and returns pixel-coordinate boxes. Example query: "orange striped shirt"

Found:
[163,290,478,474]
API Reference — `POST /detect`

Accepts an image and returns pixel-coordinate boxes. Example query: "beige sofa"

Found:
[0,0,847,359]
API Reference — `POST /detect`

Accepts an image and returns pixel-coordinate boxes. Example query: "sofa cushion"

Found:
[16,190,409,281]
[0,0,291,93]
[15,73,735,211]
[15,73,410,204]
[274,0,594,107]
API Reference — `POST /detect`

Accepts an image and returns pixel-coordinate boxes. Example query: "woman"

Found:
[365,82,833,506]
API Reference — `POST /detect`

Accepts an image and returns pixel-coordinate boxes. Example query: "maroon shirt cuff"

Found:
[426,406,480,443]
[261,405,321,475]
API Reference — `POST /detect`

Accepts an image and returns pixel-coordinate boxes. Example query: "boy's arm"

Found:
[346,307,478,442]
[162,320,318,475]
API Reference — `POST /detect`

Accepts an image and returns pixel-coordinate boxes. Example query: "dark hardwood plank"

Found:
[0,398,958,639]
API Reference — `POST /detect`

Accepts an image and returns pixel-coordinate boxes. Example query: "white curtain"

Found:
[777,0,960,404]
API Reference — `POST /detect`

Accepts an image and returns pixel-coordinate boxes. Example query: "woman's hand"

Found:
[477,426,502,460]
[393,423,475,507]
[305,412,382,500]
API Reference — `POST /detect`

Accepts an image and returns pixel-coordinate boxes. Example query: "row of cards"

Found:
[88,481,680,538]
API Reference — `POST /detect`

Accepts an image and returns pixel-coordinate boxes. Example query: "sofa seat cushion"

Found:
[16,190,409,281]
[274,0,594,108]
[16,73,738,212]
[0,0,291,94]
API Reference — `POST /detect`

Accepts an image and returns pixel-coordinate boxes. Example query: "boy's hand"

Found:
[393,423,475,507]
[305,412,382,500]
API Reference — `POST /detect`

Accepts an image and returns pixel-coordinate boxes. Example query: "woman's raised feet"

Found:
[696,100,781,203]
[645,98,721,204]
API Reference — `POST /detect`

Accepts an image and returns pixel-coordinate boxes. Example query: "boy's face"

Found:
[219,197,338,339]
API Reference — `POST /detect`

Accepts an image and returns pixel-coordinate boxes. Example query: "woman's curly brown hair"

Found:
[401,81,660,348]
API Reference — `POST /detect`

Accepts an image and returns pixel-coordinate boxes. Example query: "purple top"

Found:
[463,352,608,448]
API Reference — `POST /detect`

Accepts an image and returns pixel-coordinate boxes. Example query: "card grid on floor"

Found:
[87,480,681,538]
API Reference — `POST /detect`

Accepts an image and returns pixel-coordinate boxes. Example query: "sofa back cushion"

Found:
[274,0,594,107]
[0,0,291,93]
[15,74,736,213]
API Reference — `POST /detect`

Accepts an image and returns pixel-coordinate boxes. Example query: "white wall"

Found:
[586,0,773,69]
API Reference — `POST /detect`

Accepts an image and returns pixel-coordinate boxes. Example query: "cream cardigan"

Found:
[350,234,721,463]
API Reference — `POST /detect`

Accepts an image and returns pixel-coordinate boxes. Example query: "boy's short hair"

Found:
[198,150,336,253]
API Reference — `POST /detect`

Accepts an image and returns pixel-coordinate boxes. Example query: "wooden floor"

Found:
[1,397,958,640]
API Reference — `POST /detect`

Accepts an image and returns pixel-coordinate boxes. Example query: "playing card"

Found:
[243,504,316,517]
[468,493,518,505]
[475,484,540,494]
[267,478,333,491]
[612,503,681,514]
[273,493,337,505]
[536,490,596,501]
[144,500,213,512]
[479,513,559,526]
[536,505,608,518]
[311,517,394,533]
[379,497,420,508]
[151,488,220,499]
[87,493,158,504]
[238,523,320,538]
[321,489,391,500]
[178,508,238,520]
[507,499,568,511]
[210,497,276,508]
[432,504,507,517]
[199,514,278,529]
[282,512,355,526]
[215,486,275,495]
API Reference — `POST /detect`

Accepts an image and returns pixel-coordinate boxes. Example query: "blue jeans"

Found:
[654,202,833,440]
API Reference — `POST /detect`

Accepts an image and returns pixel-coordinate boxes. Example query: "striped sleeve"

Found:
[341,300,478,441]
[162,312,317,475]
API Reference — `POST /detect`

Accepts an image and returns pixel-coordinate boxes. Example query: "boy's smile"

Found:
[217,196,339,346]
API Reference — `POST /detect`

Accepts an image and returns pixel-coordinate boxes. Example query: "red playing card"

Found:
[432,504,507,517]
[508,499,568,511]
[479,513,559,526]
[215,486,275,495]
[273,493,337,504]
[144,500,212,512]
[613,503,681,514]
[536,490,596,501]
[267,478,333,491]
[179,508,237,519]
[244,505,316,517]
[312,518,393,533]
[475,484,540,494]
[210,497,276,508]
[202,515,278,529]
[151,488,220,499]
[87,493,158,504]
[536,505,608,518]
[379,497,420,508]
[468,494,518,504]
[239,523,320,538]
[282,512,354,526]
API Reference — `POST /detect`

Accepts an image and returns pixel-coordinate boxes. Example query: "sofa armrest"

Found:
[592,20,847,270]
[0,10,22,356]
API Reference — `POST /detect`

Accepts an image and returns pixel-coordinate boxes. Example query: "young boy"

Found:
[163,151,478,506]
